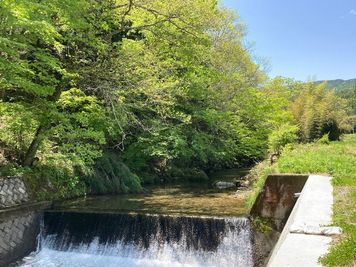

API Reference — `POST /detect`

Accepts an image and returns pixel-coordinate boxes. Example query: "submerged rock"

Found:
[215,181,237,189]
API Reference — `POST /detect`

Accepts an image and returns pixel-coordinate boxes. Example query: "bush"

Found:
[85,152,143,194]
[317,133,330,144]
[268,123,298,155]
[0,153,87,200]
[245,160,274,208]
[290,82,352,142]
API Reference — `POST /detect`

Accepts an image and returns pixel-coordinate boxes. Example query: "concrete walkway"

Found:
[268,175,333,267]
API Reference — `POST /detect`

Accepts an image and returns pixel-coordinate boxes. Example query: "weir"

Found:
[2,173,310,266]
[17,212,253,267]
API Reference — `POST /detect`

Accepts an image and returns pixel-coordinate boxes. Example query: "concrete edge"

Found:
[267,175,334,267]
[0,201,52,220]
[266,175,308,263]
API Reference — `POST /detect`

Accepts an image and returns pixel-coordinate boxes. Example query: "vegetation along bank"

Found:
[0,1,355,265]
[248,135,356,267]
[1,0,354,200]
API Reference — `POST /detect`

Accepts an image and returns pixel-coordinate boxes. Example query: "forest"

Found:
[0,0,354,200]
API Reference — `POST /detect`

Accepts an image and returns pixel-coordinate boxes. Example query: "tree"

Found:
[290,82,352,141]
[2,0,320,196]
[1,0,97,166]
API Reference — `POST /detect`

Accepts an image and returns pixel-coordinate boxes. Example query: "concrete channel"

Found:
[0,174,337,266]
[267,175,335,267]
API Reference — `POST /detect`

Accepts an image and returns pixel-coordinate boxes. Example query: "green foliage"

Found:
[0,102,39,162]
[85,152,142,194]
[245,160,275,208]
[317,133,330,144]
[111,3,276,178]
[276,134,356,266]
[277,135,356,186]
[0,153,86,200]
[251,217,274,233]
[0,0,307,195]
[320,236,356,267]
[322,78,356,93]
[335,82,356,132]
[0,0,353,201]
[291,82,352,142]
[268,123,298,155]
[54,88,107,165]
[0,88,110,197]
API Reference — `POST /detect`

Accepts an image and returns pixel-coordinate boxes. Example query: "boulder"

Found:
[215,181,237,189]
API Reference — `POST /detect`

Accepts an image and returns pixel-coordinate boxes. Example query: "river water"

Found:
[50,168,250,217]
[14,168,257,267]
[18,213,253,267]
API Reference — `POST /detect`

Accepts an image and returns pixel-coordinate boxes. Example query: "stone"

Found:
[0,177,30,208]
[0,211,40,266]
[215,181,236,189]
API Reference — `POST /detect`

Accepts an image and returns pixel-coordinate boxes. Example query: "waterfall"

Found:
[17,212,253,267]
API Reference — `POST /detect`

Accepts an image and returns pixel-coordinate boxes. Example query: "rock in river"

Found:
[215,181,237,189]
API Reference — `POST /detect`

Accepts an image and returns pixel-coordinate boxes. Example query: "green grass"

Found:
[245,160,274,209]
[276,134,356,266]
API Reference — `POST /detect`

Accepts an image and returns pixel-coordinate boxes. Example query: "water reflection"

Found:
[53,168,250,217]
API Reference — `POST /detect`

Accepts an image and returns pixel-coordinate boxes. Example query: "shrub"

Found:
[268,123,299,155]
[317,133,330,144]
[85,152,143,194]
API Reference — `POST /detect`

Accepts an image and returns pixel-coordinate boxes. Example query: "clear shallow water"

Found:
[52,168,250,217]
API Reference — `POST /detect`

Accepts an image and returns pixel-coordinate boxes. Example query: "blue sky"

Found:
[222,0,356,81]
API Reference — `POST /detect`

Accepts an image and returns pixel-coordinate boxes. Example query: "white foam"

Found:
[17,218,253,267]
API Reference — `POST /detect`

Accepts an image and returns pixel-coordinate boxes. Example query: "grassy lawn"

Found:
[275,134,356,266]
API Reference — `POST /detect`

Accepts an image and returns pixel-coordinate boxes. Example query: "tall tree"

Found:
[291,82,351,141]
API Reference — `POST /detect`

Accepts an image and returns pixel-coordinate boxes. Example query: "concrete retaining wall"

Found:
[0,177,29,208]
[267,175,333,267]
[251,174,308,231]
[0,176,44,265]
[0,210,41,266]
[250,174,309,266]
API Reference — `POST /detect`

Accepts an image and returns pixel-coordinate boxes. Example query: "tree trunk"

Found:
[22,85,63,167]
[22,125,47,167]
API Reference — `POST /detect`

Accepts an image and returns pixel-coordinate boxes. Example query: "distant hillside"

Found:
[314,79,355,117]
[317,78,356,92]
[317,79,355,117]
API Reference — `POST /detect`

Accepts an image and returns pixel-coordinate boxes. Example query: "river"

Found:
[11,168,264,267]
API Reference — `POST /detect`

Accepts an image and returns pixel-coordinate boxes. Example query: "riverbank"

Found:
[2,135,354,266]
[249,134,355,266]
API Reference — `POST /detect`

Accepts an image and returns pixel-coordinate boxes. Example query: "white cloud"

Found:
[350,9,356,16]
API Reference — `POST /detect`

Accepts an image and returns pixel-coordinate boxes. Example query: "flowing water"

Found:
[17,212,253,267]
[13,168,258,267]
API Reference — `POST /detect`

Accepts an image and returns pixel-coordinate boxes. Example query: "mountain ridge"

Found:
[316,78,356,92]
